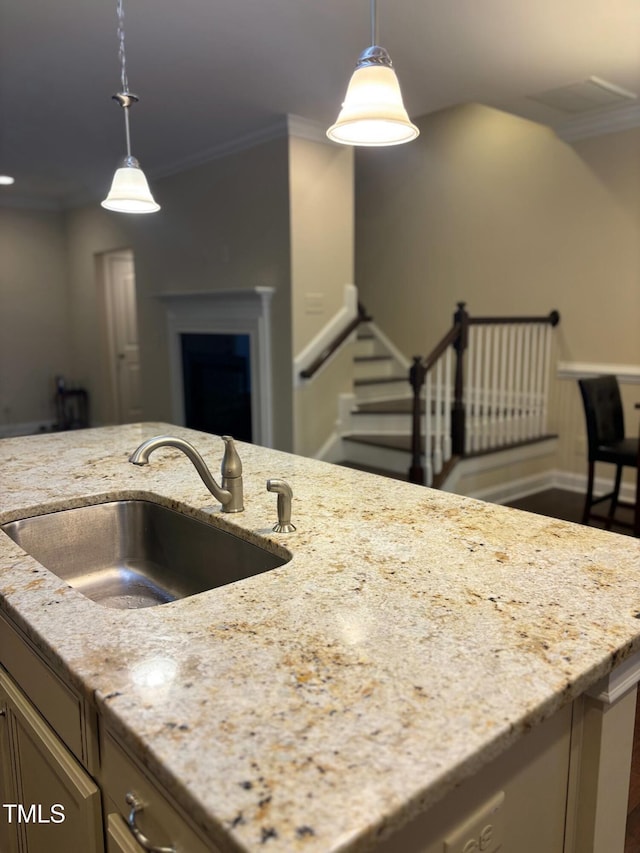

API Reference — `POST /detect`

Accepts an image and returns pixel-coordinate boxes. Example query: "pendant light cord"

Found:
[116,0,130,94]
[370,0,378,46]
[115,0,132,158]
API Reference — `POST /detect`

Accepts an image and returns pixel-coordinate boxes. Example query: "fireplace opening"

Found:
[181,333,252,442]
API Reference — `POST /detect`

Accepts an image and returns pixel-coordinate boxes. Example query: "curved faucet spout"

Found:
[129,435,244,513]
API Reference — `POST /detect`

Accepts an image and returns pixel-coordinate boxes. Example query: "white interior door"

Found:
[103,250,142,423]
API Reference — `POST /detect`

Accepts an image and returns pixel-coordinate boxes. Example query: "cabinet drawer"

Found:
[0,612,85,764]
[102,731,220,853]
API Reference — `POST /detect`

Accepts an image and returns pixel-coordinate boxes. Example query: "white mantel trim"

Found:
[157,288,274,447]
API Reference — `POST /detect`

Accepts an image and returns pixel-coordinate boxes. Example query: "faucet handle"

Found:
[266,479,296,533]
[221,436,242,478]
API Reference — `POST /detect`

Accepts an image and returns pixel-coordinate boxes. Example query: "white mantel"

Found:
[157,288,274,447]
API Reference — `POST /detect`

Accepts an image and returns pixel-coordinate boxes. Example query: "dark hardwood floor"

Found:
[505,488,638,851]
[506,487,636,536]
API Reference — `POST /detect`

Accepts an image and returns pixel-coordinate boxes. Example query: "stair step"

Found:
[354,355,393,363]
[345,434,413,452]
[338,461,409,482]
[354,398,413,414]
[341,434,414,475]
[353,358,403,381]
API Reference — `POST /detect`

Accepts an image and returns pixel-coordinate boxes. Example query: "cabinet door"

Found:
[0,698,20,853]
[106,813,144,853]
[0,668,104,853]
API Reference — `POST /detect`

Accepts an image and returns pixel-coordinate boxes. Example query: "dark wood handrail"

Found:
[470,309,560,327]
[408,302,561,484]
[299,302,372,380]
[422,324,461,371]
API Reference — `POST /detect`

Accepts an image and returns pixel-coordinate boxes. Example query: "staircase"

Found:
[334,305,561,489]
[337,323,415,478]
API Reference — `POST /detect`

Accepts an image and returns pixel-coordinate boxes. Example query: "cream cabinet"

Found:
[101,729,220,853]
[0,611,220,853]
[0,666,103,853]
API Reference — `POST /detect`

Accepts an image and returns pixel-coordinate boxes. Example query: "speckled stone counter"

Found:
[1,423,640,852]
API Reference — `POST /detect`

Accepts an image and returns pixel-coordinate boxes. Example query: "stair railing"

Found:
[409,303,560,485]
[299,302,372,380]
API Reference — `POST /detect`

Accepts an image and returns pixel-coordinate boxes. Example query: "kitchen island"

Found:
[1,423,640,852]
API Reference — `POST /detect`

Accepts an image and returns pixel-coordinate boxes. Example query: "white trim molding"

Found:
[442,437,558,497]
[557,362,640,383]
[294,284,358,386]
[157,288,275,447]
[587,649,640,705]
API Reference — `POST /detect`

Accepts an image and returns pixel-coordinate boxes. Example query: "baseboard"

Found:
[443,437,558,494]
[465,467,636,506]
[552,470,636,505]
[365,320,411,371]
[315,431,344,464]
[467,471,556,504]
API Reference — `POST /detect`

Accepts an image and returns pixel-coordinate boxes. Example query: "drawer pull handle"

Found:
[125,792,176,853]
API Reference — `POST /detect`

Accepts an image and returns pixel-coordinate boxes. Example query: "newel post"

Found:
[409,356,426,484]
[451,301,469,456]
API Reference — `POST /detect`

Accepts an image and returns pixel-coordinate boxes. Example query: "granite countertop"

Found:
[1,423,640,852]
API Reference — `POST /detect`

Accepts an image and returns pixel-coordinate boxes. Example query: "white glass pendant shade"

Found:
[101,156,160,213]
[327,48,419,146]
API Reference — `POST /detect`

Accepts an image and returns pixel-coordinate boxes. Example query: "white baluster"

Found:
[541,324,552,434]
[424,372,433,487]
[529,325,540,438]
[472,325,482,452]
[505,324,516,445]
[444,346,453,461]
[522,323,533,439]
[497,325,508,445]
[482,326,492,450]
[513,324,524,441]
[464,328,473,455]
[490,324,500,446]
[433,358,443,474]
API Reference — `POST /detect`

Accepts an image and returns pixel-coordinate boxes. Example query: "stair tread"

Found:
[354,355,393,363]
[353,399,413,414]
[338,461,409,481]
[344,434,413,452]
[355,376,408,386]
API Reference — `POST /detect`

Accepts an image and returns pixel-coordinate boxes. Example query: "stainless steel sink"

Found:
[2,500,289,609]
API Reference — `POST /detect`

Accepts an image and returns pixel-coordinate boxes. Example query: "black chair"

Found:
[578,375,638,530]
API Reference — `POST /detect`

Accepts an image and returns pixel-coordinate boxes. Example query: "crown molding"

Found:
[152,116,292,181]
[61,114,331,211]
[554,101,640,142]
[286,115,333,144]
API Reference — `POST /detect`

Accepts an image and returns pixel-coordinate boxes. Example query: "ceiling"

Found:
[1,0,639,209]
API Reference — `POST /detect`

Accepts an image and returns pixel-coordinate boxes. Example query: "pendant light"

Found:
[101,0,160,213]
[327,0,419,147]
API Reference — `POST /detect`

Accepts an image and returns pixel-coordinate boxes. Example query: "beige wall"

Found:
[356,103,639,361]
[61,137,293,446]
[64,206,130,426]
[130,137,293,450]
[0,208,73,430]
[356,104,640,489]
[289,137,354,354]
[289,136,355,456]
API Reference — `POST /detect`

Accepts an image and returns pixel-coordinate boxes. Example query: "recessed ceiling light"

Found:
[0,175,15,185]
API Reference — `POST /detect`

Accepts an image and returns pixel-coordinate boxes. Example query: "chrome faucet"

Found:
[129,435,244,512]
